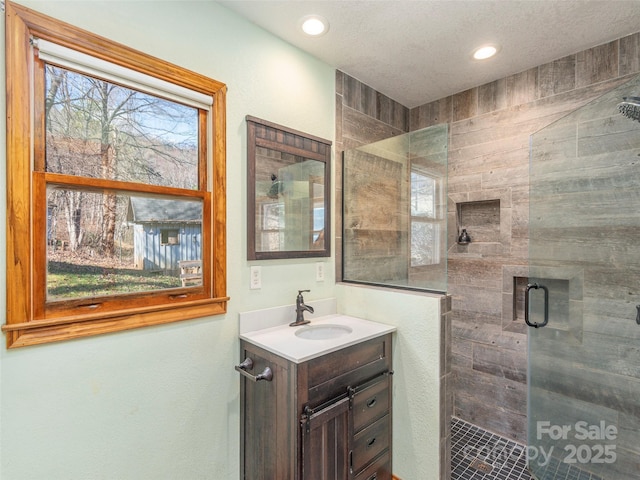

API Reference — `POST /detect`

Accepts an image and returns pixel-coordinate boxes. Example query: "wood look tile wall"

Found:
[336,31,640,480]
[335,71,410,282]
[409,31,640,447]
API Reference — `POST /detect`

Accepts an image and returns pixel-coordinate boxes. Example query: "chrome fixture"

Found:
[618,96,640,122]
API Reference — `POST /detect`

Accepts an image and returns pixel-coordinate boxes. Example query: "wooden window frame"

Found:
[3,2,228,348]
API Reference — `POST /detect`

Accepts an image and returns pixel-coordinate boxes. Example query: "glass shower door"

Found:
[527,75,640,480]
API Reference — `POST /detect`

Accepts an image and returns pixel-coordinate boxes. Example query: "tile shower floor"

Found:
[451,417,604,480]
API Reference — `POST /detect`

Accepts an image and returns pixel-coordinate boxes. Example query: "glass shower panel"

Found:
[528,75,640,480]
[342,124,447,292]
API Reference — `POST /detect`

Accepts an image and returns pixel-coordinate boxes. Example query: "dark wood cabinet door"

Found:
[301,397,350,480]
[240,346,296,480]
[240,335,393,480]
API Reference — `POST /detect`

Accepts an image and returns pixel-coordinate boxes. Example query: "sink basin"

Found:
[294,324,353,340]
[240,312,397,363]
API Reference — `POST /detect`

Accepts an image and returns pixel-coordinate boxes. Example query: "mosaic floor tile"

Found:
[451,418,604,480]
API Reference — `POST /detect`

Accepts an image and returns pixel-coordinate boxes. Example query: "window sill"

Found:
[2,297,229,348]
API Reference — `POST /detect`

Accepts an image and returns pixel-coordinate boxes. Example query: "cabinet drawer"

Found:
[351,414,390,474]
[307,334,392,406]
[354,451,391,480]
[352,375,390,433]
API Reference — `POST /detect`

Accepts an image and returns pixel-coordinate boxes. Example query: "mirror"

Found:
[247,116,331,260]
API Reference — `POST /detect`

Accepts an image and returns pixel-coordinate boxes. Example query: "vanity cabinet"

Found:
[239,333,393,480]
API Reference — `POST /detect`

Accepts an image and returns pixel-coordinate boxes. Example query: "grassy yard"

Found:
[48,260,182,299]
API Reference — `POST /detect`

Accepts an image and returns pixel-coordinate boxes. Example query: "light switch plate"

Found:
[315,262,325,282]
[250,266,261,289]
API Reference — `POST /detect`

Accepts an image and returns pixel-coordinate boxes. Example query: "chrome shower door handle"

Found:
[524,283,549,328]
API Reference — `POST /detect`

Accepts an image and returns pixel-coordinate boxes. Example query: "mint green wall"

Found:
[337,284,442,480]
[0,2,441,479]
[0,2,335,479]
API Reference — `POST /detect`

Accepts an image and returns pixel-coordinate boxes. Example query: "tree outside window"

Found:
[3,3,227,348]
[410,170,441,267]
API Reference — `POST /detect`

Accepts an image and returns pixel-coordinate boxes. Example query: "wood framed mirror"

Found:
[247,116,331,260]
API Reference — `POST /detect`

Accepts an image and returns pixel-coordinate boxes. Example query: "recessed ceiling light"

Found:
[300,15,329,37]
[472,45,499,60]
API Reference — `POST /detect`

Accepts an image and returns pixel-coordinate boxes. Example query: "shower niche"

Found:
[450,189,511,257]
[457,199,500,242]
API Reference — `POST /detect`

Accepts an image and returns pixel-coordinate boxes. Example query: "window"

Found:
[312,181,325,248]
[259,202,286,252]
[3,3,227,348]
[410,169,441,267]
[161,229,181,246]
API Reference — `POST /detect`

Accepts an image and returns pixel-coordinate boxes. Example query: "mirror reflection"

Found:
[247,116,331,260]
[255,149,325,253]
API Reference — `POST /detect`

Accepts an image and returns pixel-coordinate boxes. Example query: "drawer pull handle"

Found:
[367,437,377,448]
[367,474,377,480]
[235,358,273,382]
[366,397,377,408]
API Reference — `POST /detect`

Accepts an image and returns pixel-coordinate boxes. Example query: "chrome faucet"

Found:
[290,290,314,326]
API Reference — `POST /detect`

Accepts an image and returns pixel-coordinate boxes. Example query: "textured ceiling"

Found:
[218,0,640,108]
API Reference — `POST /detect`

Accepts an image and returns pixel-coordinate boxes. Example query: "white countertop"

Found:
[239,313,396,363]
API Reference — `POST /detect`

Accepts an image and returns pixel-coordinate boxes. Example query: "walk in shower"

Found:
[342,124,448,292]
[527,74,640,479]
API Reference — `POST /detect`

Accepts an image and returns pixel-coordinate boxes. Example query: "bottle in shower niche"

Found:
[458,229,471,244]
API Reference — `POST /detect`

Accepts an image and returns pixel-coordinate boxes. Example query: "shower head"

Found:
[618,96,640,123]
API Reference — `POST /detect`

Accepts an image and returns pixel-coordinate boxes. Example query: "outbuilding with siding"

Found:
[126,197,202,273]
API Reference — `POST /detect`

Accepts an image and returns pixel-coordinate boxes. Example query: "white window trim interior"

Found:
[410,167,442,267]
